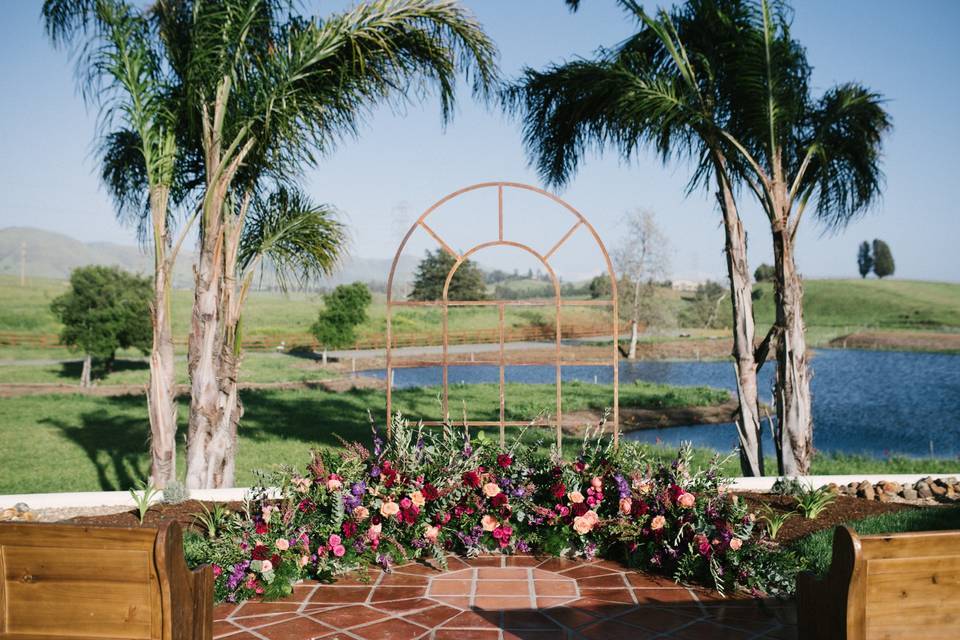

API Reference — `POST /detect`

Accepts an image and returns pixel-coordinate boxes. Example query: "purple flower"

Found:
[515,540,531,553]
[613,473,630,499]
[351,482,366,497]
[369,465,381,478]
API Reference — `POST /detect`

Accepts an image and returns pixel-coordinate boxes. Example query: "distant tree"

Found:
[680,281,730,330]
[872,239,895,278]
[311,282,372,364]
[409,249,487,301]
[588,274,612,299]
[50,266,151,386]
[857,241,874,278]
[754,263,775,283]
[614,210,671,358]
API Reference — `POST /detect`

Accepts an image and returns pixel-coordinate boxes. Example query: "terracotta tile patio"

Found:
[213,556,796,639]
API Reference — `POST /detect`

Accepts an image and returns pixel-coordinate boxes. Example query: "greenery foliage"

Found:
[754,264,775,283]
[857,241,873,279]
[409,249,487,301]
[311,283,373,352]
[49,266,151,370]
[679,281,730,329]
[872,239,895,279]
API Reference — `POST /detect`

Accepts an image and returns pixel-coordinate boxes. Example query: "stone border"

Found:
[3,473,959,510]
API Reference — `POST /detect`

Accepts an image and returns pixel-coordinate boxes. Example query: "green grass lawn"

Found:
[0,352,337,385]
[2,383,957,495]
[791,506,960,578]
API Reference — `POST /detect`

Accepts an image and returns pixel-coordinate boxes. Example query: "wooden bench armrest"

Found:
[796,526,861,640]
[156,521,214,640]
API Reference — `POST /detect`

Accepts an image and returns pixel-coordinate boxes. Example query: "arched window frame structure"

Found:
[386,182,620,447]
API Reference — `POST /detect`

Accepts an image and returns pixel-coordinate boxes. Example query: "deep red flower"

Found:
[255,520,269,535]
[550,483,566,499]
[382,461,399,488]
[573,461,585,473]
[298,498,315,513]
[342,521,358,538]
[571,502,589,517]
[462,470,481,488]
[422,482,440,501]
[402,508,417,525]
[270,553,282,566]
[490,493,508,507]
[251,544,269,560]
[496,454,513,468]
[631,501,650,518]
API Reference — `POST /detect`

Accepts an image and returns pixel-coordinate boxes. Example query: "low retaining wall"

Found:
[2,473,958,510]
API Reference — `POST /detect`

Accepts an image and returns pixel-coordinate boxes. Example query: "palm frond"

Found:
[238,186,348,292]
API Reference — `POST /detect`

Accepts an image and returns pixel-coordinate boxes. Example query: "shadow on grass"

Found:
[56,358,149,382]
[40,394,151,490]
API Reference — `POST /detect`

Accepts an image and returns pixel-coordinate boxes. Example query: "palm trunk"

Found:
[146,186,178,488]
[185,207,224,489]
[715,156,764,476]
[771,222,813,475]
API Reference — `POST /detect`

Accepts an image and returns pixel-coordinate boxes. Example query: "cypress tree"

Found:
[857,241,873,278]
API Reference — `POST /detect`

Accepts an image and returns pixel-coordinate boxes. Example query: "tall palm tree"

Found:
[711,0,890,473]
[42,0,193,487]
[505,0,769,475]
[174,0,498,488]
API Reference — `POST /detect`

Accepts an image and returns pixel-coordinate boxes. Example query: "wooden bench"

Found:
[0,520,212,639]
[797,525,960,639]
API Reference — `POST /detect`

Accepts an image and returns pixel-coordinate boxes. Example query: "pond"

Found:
[363,349,960,458]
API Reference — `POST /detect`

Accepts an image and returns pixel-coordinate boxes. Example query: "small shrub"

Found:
[162,481,190,504]
[129,479,160,525]
[758,504,794,540]
[771,477,805,498]
[796,485,836,520]
[193,502,232,539]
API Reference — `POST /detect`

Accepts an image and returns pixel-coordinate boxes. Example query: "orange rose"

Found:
[481,514,499,531]
[482,482,501,498]
[567,490,584,504]
[650,515,666,531]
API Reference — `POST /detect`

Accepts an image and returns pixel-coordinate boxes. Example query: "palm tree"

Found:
[505,0,769,475]
[174,0,497,488]
[42,0,193,488]
[709,0,890,473]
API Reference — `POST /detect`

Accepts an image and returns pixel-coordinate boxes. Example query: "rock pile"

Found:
[825,477,960,503]
[0,502,37,522]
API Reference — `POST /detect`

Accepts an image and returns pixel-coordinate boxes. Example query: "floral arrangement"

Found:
[183,415,798,603]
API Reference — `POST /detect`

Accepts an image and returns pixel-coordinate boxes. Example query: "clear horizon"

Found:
[1,0,958,283]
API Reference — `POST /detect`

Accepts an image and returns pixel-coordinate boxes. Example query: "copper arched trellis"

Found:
[385,182,620,448]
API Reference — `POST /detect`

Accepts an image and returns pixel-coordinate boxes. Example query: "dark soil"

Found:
[66,500,244,531]
[737,492,918,545]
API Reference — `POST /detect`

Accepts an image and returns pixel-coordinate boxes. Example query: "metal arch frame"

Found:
[385,181,620,448]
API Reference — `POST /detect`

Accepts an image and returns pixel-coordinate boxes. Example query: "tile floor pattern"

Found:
[213,555,796,639]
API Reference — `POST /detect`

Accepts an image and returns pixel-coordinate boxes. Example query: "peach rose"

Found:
[326,475,343,491]
[481,514,499,532]
[729,538,743,551]
[482,482,501,498]
[572,516,594,535]
[582,509,599,525]
[424,525,439,543]
[650,515,666,531]
[353,506,370,521]
[591,477,603,490]
[380,500,400,517]
[275,538,290,551]
[677,492,696,508]
[411,490,426,508]
[619,498,632,515]
[567,490,584,504]
[299,555,310,568]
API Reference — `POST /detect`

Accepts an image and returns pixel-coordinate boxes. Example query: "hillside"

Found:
[0,227,416,290]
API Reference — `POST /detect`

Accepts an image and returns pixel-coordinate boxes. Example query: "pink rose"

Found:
[399,497,413,510]
[212,564,222,577]
[326,474,343,491]
[260,560,273,573]
[424,525,439,543]
[729,538,743,551]
[298,555,310,567]
[619,498,632,515]
[482,482,501,498]
[275,538,290,551]
[332,544,346,557]
[650,515,666,531]
[572,516,594,535]
[677,492,696,508]
[367,523,382,539]
[328,534,342,547]
[582,510,599,525]
[591,477,603,490]
[481,514,499,532]
[567,490,584,504]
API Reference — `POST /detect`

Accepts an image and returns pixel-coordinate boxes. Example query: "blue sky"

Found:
[1,0,958,282]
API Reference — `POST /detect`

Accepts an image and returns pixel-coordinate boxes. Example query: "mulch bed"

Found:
[66,499,244,530]
[736,492,918,545]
